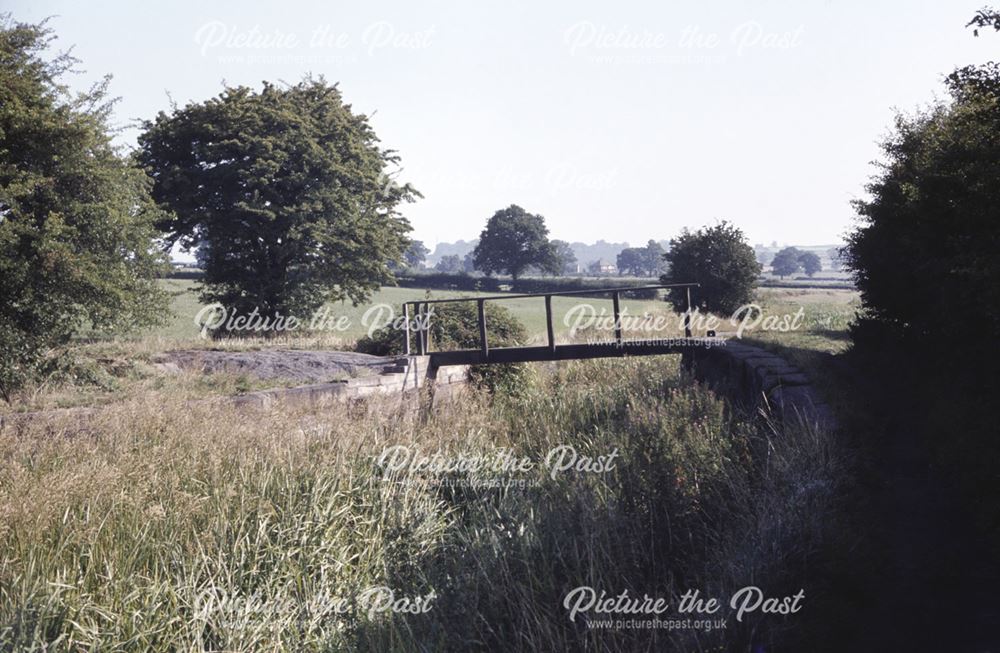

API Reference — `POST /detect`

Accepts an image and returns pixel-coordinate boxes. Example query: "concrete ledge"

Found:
[2,356,471,432]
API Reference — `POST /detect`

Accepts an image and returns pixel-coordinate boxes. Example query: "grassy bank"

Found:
[0,357,842,651]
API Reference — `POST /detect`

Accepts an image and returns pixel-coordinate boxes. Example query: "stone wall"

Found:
[686,341,836,430]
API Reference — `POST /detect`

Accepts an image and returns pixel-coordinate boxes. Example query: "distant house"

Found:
[587,259,617,276]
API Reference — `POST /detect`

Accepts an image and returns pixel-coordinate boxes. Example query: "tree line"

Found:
[4,6,999,420]
[0,14,792,397]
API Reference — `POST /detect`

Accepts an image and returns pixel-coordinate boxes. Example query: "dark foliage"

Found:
[473,205,559,279]
[846,63,1000,349]
[661,222,760,314]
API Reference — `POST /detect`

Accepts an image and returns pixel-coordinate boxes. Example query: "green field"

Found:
[156,280,686,345]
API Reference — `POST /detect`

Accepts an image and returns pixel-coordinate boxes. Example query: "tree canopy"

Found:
[770,247,803,278]
[661,222,760,314]
[138,78,418,328]
[799,252,822,277]
[550,239,577,275]
[616,247,645,276]
[842,17,1000,539]
[0,16,168,397]
[472,205,558,279]
[402,240,429,269]
[967,6,1000,36]
[435,254,462,273]
[845,59,1000,349]
[617,240,666,277]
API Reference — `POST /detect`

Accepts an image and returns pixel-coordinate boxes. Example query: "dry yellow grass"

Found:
[0,357,844,651]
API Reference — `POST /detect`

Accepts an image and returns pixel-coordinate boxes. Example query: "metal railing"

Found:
[401,283,699,356]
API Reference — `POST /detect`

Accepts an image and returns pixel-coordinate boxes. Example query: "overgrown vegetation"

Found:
[0,358,842,651]
[0,16,169,399]
[844,50,1000,540]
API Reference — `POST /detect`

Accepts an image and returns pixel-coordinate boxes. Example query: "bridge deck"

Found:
[427,340,711,367]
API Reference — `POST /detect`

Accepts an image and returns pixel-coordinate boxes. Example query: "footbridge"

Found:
[401,283,714,367]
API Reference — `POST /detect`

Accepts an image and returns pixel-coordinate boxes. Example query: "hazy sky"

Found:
[7,0,997,250]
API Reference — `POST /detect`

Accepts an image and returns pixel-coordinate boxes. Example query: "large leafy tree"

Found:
[843,16,1000,558]
[661,222,760,314]
[770,247,803,278]
[550,239,577,275]
[799,251,822,277]
[619,240,667,277]
[616,247,645,276]
[462,251,477,273]
[846,60,1000,349]
[0,17,168,398]
[435,254,462,273]
[402,239,429,269]
[641,240,667,277]
[138,78,417,325]
[473,205,558,279]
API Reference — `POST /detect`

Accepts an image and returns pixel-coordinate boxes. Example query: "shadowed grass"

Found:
[0,357,843,651]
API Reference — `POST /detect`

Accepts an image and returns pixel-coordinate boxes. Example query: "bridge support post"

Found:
[612,291,623,345]
[416,303,427,355]
[403,303,411,355]
[545,295,556,353]
[423,302,432,353]
[477,299,488,358]
[684,287,693,338]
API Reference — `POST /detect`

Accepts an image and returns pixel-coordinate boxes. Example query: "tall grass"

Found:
[0,358,841,651]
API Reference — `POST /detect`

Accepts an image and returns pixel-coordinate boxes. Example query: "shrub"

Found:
[357,301,529,393]
[0,18,168,399]
[662,222,760,315]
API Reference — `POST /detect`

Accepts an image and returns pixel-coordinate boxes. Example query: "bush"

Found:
[357,301,529,394]
[0,18,168,399]
[846,62,1000,351]
[662,222,760,315]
